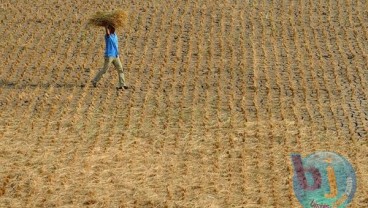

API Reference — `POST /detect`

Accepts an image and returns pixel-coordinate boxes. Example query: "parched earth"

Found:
[0,0,367,207]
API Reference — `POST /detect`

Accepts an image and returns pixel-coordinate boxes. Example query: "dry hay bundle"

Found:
[88,10,128,28]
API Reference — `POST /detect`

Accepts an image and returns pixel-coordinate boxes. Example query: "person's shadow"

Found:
[0,79,88,89]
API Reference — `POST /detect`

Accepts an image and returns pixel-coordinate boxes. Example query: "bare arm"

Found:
[105,26,110,36]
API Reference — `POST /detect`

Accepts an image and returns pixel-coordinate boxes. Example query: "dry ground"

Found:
[0,0,367,207]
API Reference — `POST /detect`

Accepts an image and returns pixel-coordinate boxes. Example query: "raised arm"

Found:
[105,26,110,36]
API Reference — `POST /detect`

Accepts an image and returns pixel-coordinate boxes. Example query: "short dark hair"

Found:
[108,25,115,33]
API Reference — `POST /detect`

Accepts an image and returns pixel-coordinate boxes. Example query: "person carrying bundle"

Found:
[89,11,128,90]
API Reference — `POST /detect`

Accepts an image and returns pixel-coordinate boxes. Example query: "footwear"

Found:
[116,86,129,90]
[92,81,97,87]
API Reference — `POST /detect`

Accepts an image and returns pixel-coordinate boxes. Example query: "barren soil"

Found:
[0,0,367,207]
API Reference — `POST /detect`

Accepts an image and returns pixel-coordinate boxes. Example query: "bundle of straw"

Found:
[88,10,127,28]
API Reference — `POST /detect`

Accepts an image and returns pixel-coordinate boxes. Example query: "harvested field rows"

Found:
[0,0,367,207]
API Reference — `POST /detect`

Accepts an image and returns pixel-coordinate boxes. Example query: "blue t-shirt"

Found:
[105,33,119,57]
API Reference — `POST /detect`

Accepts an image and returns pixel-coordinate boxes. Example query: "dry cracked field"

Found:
[0,0,368,207]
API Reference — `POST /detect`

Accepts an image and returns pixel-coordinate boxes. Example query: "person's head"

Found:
[108,25,115,34]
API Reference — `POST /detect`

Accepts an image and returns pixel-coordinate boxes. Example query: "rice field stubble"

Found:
[0,0,367,207]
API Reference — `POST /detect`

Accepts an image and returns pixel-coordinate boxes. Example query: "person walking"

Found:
[92,25,128,90]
